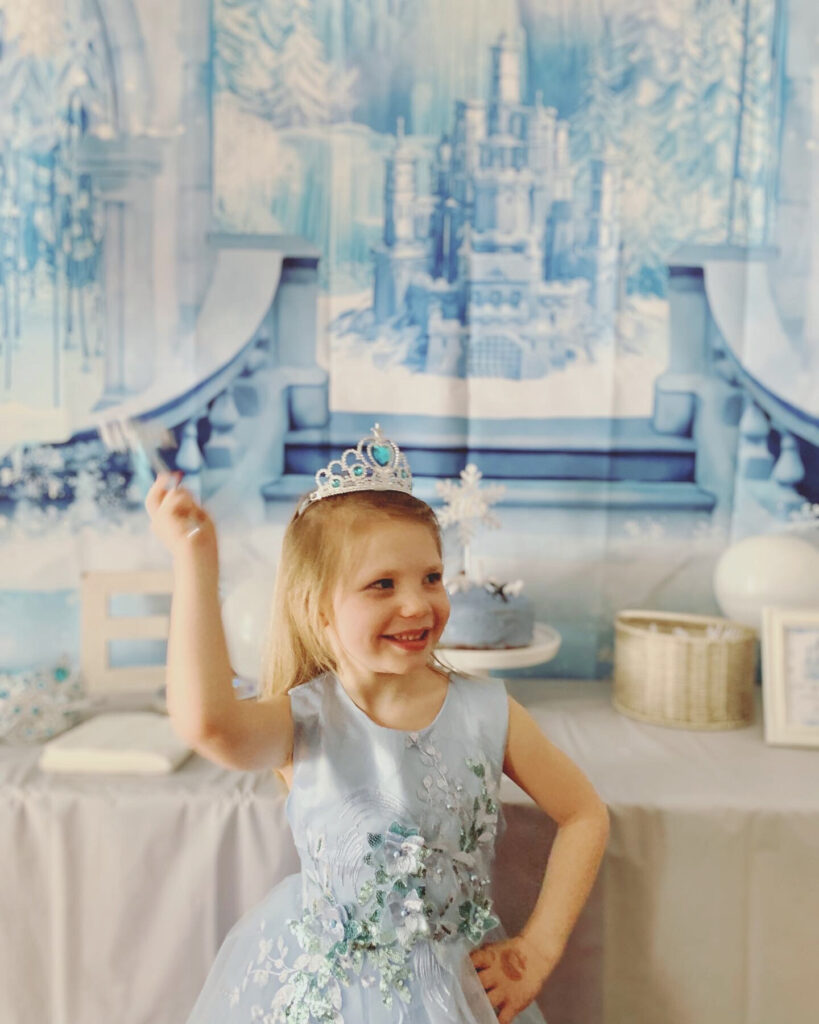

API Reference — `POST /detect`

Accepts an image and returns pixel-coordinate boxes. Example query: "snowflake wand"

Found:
[435,464,506,581]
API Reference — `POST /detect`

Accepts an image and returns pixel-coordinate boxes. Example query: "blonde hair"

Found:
[260,490,444,698]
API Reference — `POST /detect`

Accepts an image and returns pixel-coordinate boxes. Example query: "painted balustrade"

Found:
[204,389,241,470]
[736,396,806,515]
[666,246,818,523]
[128,245,327,512]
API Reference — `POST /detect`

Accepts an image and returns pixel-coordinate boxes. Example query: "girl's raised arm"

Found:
[146,474,293,772]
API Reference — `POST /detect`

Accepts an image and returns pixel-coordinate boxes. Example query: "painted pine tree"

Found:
[576,23,624,159]
[571,0,777,294]
[215,0,356,127]
[0,4,109,395]
[728,0,778,244]
[685,0,744,239]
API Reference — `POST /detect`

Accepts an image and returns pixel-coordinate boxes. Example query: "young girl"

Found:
[146,425,609,1024]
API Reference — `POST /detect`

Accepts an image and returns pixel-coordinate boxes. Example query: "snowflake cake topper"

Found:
[436,464,506,581]
[436,464,506,545]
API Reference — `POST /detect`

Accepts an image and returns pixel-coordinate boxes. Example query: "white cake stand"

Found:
[436,623,562,678]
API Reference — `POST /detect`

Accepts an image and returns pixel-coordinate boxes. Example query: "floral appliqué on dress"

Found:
[227,733,502,1023]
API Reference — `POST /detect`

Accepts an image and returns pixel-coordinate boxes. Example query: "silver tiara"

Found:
[297,423,413,515]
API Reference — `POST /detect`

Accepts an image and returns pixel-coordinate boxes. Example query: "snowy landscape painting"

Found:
[213,0,785,422]
[1,0,818,679]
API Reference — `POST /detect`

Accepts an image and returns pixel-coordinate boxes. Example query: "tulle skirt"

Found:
[184,873,547,1024]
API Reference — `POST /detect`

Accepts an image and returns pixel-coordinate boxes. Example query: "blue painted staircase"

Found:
[260,412,714,512]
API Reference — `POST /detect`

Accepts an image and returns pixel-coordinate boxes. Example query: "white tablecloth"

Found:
[3,680,817,1024]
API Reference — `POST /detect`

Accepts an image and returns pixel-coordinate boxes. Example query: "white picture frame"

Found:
[761,606,819,749]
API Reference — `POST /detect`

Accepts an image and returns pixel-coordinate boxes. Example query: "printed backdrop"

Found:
[1,0,817,678]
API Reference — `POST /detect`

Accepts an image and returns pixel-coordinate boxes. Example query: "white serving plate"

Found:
[436,623,562,677]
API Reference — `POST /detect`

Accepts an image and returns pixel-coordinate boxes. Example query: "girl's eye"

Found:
[426,572,443,584]
[370,578,394,590]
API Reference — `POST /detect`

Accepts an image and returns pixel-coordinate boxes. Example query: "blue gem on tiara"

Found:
[372,444,392,466]
[298,424,413,515]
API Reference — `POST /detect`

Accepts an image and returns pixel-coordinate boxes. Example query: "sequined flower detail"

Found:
[229,740,503,1021]
[315,902,350,953]
[458,897,499,945]
[393,889,430,947]
[376,823,428,878]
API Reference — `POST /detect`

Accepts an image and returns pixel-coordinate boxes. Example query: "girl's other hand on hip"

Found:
[469,935,555,1024]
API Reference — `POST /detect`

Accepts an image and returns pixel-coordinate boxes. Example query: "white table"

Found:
[502,679,819,1024]
[3,680,817,1024]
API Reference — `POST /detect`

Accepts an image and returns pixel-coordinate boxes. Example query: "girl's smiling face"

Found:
[323,518,449,680]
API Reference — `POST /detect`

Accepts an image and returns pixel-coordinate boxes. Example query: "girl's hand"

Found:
[469,935,556,1024]
[145,473,216,563]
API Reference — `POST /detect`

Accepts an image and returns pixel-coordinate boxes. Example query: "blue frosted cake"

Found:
[440,577,535,649]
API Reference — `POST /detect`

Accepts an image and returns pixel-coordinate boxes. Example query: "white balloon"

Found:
[713,534,819,630]
[221,573,277,682]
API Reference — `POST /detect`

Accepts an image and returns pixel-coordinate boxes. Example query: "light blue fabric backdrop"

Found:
[0,0,817,678]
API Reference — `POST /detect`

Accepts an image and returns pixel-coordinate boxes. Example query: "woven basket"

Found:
[613,610,757,730]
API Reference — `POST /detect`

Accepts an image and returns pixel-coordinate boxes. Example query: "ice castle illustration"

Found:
[372,32,621,381]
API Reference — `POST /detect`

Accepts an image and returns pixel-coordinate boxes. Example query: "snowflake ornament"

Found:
[435,464,506,547]
[435,465,508,584]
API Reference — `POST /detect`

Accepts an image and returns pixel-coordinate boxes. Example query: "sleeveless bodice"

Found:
[280,672,508,1017]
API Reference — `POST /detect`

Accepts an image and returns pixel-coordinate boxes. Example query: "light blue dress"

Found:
[185,672,548,1023]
